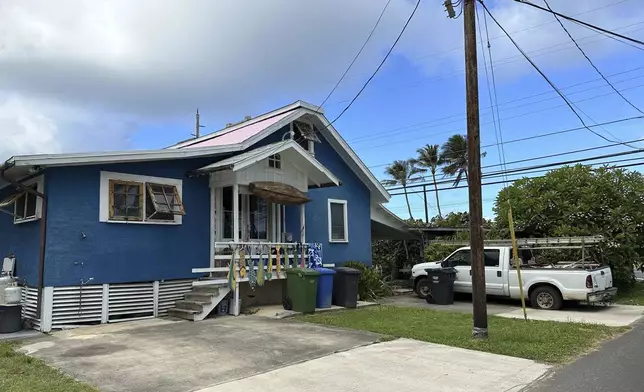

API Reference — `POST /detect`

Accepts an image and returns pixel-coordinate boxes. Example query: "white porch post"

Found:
[40,286,54,333]
[209,178,216,269]
[300,204,306,243]
[232,183,241,316]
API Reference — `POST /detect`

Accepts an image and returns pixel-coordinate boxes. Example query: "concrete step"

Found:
[192,285,221,295]
[168,308,198,321]
[175,300,209,311]
[185,292,216,302]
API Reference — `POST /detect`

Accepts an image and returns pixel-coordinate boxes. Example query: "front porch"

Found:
[176,139,341,319]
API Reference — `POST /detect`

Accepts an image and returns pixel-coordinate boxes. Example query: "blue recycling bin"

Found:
[314,268,336,308]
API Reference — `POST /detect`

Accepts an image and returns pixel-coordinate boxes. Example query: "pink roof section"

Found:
[181,110,294,149]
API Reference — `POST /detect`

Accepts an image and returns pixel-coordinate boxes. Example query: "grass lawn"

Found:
[0,342,96,392]
[615,282,644,306]
[299,306,629,364]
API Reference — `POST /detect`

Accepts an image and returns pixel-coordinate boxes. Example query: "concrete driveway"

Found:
[20,317,380,392]
[19,316,552,392]
[383,294,644,326]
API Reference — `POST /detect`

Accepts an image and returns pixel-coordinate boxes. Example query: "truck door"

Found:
[443,249,472,293]
[483,249,505,296]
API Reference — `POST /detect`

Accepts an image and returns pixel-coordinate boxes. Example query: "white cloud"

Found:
[0,0,642,158]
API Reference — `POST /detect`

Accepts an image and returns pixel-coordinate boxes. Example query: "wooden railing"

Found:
[192,241,310,286]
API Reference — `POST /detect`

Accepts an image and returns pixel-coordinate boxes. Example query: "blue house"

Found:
[0,101,407,331]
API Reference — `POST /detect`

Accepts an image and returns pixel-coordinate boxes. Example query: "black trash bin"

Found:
[0,305,22,333]
[332,267,361,308]
[424,268,457,305]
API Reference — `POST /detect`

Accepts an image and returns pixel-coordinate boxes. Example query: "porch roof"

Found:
[194,140,340,188]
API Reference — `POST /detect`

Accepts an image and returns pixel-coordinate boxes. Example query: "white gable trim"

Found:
[238,108,390,203]
[168,101,324,149]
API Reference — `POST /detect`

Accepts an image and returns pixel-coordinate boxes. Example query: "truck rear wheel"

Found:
[415,278,431,299]
[530,286,563,310]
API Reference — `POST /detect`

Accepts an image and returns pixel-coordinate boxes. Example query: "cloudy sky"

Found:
[2,0,644,217]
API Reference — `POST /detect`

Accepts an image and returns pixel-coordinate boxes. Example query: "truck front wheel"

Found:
[530,286,563,310]
[415,278,431,299]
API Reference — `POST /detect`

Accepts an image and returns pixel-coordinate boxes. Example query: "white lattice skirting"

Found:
[21,279,195,333]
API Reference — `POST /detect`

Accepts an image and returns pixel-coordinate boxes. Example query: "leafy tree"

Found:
[414,144,443,217]
[384,160,423,220]
[494,165,644,289]
[440,134,470,186]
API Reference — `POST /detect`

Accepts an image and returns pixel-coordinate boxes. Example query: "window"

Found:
[268,154,281,169]
[109,180,143,221]
[484,250,500,267]
[222,186,242,239]
[221,187,268,240]
[100,172,184,224]
[248,194,268,240]
[1,177,44,224]
[445,250,471,267]
[328,199,348,242]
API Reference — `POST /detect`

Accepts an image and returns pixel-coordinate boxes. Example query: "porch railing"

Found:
[192,241,311,286]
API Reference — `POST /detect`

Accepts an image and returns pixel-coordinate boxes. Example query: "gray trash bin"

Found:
[0,304,22,333]
[424,268,457,305]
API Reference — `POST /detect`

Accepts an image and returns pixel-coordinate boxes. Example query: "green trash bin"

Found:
[284,268,320,313]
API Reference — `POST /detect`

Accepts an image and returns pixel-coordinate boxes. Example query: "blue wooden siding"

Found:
[0,186,43,285]
[43,159,212,287]
[263,134,373,265]
[0,121,374,287]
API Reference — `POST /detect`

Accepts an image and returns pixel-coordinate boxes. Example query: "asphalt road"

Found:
[528,321,644,391]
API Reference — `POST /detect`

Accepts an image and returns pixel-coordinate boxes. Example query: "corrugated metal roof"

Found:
[181,111,294,149]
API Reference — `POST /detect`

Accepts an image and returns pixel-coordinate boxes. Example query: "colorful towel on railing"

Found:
[307,243,323,268]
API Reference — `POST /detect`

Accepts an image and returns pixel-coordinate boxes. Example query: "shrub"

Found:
[343,261,393,301]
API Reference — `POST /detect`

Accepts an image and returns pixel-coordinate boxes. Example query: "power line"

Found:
[477,3,508,183]
[514,0,644,47]
[389,159,644,196]
[239,0,420,168]
[479,0,637,149]
[386,147,644,191]
[328,0,421,124]
[352,65,644,148]
[316,0,392,109]
[326,18,644,109]
[542,0,644,116]
[320,0,635,92]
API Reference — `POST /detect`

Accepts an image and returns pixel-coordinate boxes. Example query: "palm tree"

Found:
[384,159,424,220]
[414,144,443,218]
[440,134,470,186]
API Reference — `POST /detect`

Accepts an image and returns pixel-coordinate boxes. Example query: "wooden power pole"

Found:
[463,0,488,339]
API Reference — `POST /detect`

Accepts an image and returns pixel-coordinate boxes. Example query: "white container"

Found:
[4,285,21,305]
[0,276,13,304]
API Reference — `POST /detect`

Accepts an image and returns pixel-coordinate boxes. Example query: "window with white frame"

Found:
[268,154,281,169]
[0,176,44,224]
[221,186,270,241]
[328,199,348,242]
[100,172,185,224]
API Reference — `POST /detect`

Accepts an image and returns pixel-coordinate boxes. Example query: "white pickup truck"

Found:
[411,246,617,310]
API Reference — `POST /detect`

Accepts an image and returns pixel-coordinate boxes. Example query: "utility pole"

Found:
[193,109,205,138]
[463,0,488,339]
[423,185,429,224]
